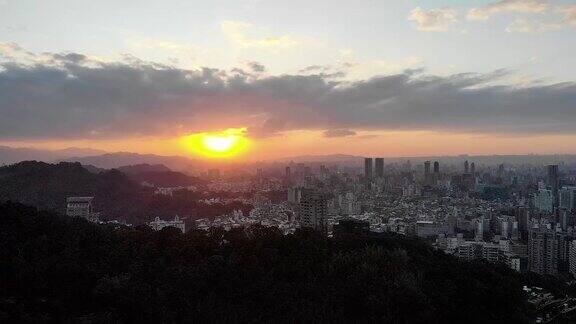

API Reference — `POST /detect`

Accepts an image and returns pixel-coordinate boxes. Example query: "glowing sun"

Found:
[181,128,249,158]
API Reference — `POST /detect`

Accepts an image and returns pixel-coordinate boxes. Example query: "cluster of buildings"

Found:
[64,156,576,281]
[149,215,186,232]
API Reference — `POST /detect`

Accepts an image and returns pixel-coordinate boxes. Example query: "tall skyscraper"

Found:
[285,166,291,178]
[464,160,469,174]
[424,161,431,176]
[433,161,439,173]
[470,162,476,175]
[375,158,384,178]
[299,191,328,234]
[424,161,431,185]
[364,158,373,179]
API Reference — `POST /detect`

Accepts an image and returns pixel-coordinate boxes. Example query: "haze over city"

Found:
[1,0,575,160]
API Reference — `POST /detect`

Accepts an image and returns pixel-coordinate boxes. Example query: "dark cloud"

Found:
[323,129,357,138]
[247,61,265,73]
[0,48,575,140]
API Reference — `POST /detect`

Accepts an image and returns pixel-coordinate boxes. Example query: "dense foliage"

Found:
[0,202,530,323]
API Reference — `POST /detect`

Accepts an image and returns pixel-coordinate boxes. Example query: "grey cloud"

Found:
[323,129,357,138]
[247,61,265,73]
[0,49,575,140]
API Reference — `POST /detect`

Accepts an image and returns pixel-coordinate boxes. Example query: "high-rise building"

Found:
[559,186,576,212]
[464,160,469,174]
[433,161,439,173]
[547,164,560,207]
[528,225,559,275]
[364,158,373,179]
[534,189,554,213]
[470,162,476,175]
[285,166,291,178]
[375,158,384,178]
[299,191,328,233]
[424,161,431,185]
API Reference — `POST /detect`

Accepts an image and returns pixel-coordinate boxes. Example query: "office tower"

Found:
[424,161,431,185]
[470,162,476,175]
[528,225,559,275]
[516,207,529,233]
[285,166,291,178]
[320,165,327,174]
[299,191,328,234]
[364,158,373,179]
[433,161,439,173]
[464,160,469,174]
[559,187,576,212]
[547,164,559,207]
[375,158,384,178]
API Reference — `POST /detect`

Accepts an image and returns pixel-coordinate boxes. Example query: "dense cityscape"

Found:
[51,154,576,322]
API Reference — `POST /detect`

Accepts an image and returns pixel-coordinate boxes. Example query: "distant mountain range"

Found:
[275,154,364,164]
[2,146,576,169]
[0,146,106,165]
[276,153,576,166]
[116,163,173,175]
[61,152,198,171]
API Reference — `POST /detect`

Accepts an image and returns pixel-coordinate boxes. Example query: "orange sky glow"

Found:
[3,129,576,161]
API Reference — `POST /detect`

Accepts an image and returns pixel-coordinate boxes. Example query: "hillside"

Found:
[0,161,248,225]
[0,161,143,217]
[116,163,172,174]
[0,202,533,323]
[129,171,205,187]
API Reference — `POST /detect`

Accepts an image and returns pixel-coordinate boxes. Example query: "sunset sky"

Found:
[1,0,575,160]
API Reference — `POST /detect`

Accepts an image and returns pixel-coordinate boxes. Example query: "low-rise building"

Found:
[149,215,185,233]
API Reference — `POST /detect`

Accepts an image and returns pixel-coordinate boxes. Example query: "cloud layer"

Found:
[409,1,576,33]
[0,45,575,140]
[408,7,458,32]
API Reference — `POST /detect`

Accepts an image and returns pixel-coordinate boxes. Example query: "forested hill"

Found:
[0,202,532,323]
[0,161,142,215]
